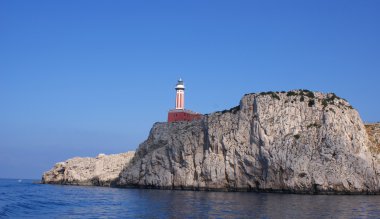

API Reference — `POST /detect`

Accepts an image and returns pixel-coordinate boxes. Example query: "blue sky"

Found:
[1,0,379,179]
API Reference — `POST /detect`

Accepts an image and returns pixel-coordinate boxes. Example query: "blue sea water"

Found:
[0,179,379,218]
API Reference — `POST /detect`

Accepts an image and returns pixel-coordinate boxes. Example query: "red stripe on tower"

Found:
[175,93,179,109]
[179,93,182,109]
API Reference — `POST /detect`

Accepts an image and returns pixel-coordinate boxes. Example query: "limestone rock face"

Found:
[42,152,135,186]
[117,91,380,194]
[366,123,380,154]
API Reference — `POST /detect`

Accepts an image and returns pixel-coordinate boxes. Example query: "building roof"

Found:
[168,109,201,115]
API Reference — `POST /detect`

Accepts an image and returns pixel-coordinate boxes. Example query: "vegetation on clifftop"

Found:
[260,91,280,100]
[228,90,354,115]
[259,89,353,110]
[216,105,240,115]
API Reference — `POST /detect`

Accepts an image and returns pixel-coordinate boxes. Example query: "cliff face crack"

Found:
[165,146,175,189]
[221,139,230,188]
[202,117,210,152]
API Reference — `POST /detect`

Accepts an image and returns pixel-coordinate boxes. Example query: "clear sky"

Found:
[1,0,379,179]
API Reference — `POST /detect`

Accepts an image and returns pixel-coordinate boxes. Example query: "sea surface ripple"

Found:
[0,179,379,218]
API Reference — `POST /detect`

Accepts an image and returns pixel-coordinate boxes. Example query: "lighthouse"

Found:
[168,79,202,123]
[175,78,185,110]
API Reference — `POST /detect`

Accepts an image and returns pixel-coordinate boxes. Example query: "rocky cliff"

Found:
[365,123,380,155]
[42,152,134,186]
[118,90,379,194]
[43,90,380,194]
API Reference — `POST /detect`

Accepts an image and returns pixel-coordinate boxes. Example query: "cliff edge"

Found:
[43,90,380,194]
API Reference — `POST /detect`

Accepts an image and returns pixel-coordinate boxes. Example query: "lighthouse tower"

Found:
[168,78,202,123]
[175,79,185,110]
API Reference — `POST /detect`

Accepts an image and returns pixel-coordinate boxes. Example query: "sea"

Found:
[0,179,379,218]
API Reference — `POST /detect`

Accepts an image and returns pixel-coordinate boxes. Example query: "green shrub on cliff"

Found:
[307,123,321,129]
[305,91,315,98]
[308,99,315,107]
[321,93,345,108]
[260,91,280,100]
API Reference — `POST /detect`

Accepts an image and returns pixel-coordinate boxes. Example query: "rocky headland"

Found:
[42,152,135,186]
[42,90,380,194]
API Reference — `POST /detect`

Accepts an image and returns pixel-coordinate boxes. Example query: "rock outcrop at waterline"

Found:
[42,152,135,186]
[43,90,380,194]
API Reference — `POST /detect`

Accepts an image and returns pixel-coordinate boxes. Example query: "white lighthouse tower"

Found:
[175,78,185,110]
